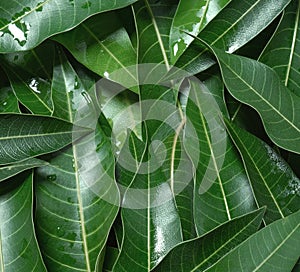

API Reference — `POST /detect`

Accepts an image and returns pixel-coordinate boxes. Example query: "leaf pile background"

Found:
[0,0,299,271]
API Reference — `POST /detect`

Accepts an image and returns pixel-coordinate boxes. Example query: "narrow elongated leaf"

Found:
[175,0,290,75]
[0,158,47,182]
[35,53,120,272]
[0,0,138,52]
[170,0,231,63]
[184,73,256,235]
[0,41,55,115]
[153,208,265,272]
[0,172,46,271]
[206,210,300,272]
[113,132,183,271]
[0,114,90,165]
[224,119,300,224]
[54,12,137,88]
[212,48,300,154]
[259,0,300,96]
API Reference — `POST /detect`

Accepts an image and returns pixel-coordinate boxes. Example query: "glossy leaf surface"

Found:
[206,210,300,272]
[0,114,90,165]
[0,173,46,271]
[0,0,138,52]
[213,48,300,154]
[224,119,300,224]
[153,208,265,272]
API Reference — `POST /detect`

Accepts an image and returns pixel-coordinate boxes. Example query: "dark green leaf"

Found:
[259,0,300,96]
[0,114,90,165]
[212,48,300,154]
[153,208,265,272]
[206,210,300,272]
[224,118,300,224]
[0,172,46,271]
[0,0,138,52]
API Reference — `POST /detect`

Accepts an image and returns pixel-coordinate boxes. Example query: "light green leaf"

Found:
[0,41,55,115]
[184,72,256,235]
[206,210,300,272]
[224,118,300,224]
[170,0,231,63]
[35,54,120,272]
[0,158,47,183]
[153,208,265,272]
[0,0,138,53]
[0,114,90,165]
[259,0,300,97]
[0,172,46,271]
[212,48,300,154]
[175,0,291,75]
[54,12,138,89]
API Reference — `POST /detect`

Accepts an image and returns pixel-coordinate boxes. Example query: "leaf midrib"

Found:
[284,1,300,86]
[221,59,300,134]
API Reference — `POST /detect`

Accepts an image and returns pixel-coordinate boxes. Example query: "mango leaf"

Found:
[0,41,55,115]
[174,0,290,75]
[170,0,231,63]
[211,47,300,154]
[35,51,120,272]
[184,72,256,235]
[224,118,300,224]
[113,131,183,271]
[259,0,300,97]
[0,114,90,165]
[54,12,138,89]
[206,210,300,272]
[0,158,47,182]
[0,172,46,271]
[153,208,265,272]
[0,0,138,53]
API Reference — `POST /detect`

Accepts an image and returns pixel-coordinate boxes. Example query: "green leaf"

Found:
[153,208,265,272]
[184,72,256,235]
[113,132,183,271]
[206,210,300,272]
[224,118,300,224]
[0,158,47,183]
[0,0,138,53]
[0,41,55,115]
[0,172,46,271]
[259,0,300,97]
[54,12,138,89]
[175,0,290,75]
[35,54,120,272]
[170,0,231,63]
[103,247,119,272]
[0,114,90,165]
[211,48,300,154]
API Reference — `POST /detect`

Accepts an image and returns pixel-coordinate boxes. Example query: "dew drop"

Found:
[47,174,57,181]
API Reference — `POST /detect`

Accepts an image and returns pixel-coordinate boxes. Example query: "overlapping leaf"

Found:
[259,0,300,97]
[54,12,137,88]
[0,0,138,52]
[34,51,119,272]
[0,41,55,115]
[0,172,46,271]
[0,114,89,165]
[211,48,300,154]
[0,158,46,183]
[174,0,291,75]
[206,210,300,272]
[184,71,256,235]
[170,0,231,63]
[224,119,300,224]
[153,208,265,272]
[113,132,183,271]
